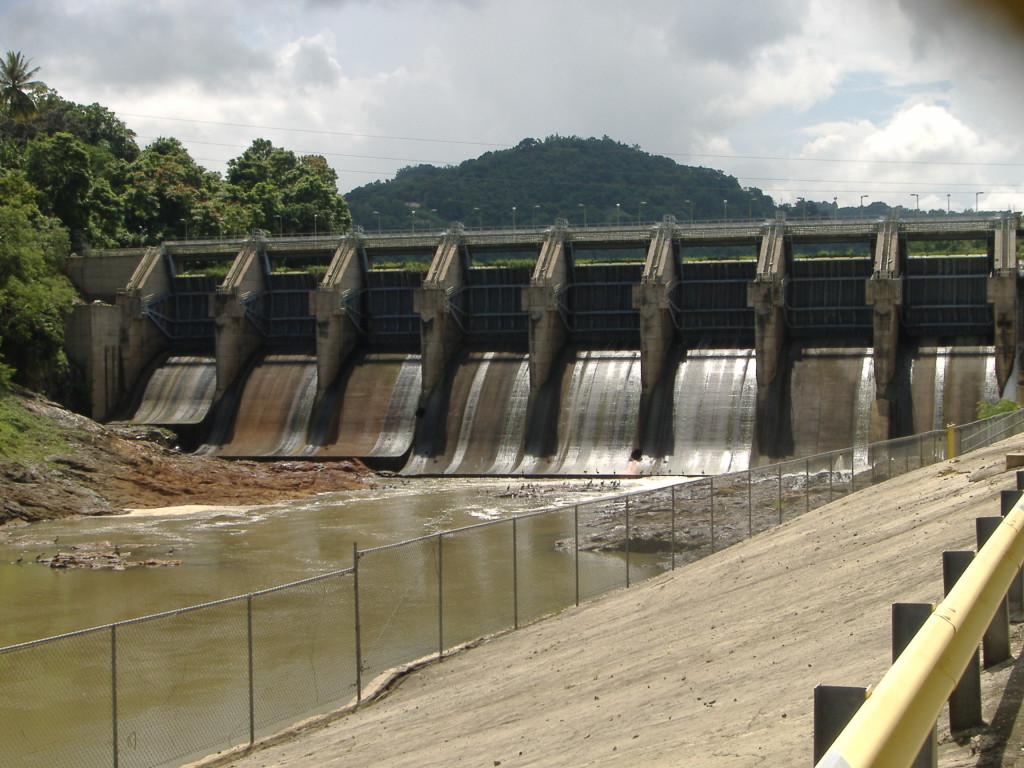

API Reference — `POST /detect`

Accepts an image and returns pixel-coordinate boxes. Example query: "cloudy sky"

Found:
[4,0,1024,214]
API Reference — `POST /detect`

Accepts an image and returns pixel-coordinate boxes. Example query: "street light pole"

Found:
[911,194,919,211]
[616,202,620,225]
[512,206,516,230]
[578,203,587,228]
[314,214,318,236]
[532,205,539,227]
[639,201,647,224]
[976,191,984,212]
[947,194,951,213]
[722,199,728,220]
[684,200,692,223]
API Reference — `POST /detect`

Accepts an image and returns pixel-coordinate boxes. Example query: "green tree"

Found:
[0,170,75,393]
[0,51,43,122]
[24,132,94,244]
[226,139,351,234]
[122,137,212,241]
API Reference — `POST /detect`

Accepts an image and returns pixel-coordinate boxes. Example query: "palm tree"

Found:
[0,51,43,121]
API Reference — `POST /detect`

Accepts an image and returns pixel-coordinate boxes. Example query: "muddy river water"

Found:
[0,476,673,650]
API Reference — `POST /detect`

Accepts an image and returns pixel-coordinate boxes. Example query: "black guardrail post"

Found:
[943,550,984,731]
[975,517,1012,667]
[892,603,937,768]
[813,685,867,764]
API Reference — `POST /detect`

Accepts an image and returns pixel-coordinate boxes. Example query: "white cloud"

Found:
[3,0,1024,210]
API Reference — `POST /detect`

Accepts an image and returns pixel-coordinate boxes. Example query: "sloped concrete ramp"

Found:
[200,435,1024,768]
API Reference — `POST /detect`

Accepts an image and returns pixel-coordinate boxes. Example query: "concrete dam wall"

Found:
[65,214,1021,476]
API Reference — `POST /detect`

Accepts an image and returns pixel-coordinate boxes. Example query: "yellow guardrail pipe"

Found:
[816,498,1024,768]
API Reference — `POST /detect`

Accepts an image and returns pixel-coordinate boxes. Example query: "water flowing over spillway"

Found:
[136,339,1003,474]
[907,343,999,432]
[518,348,642,476]
[651,348,758,475]
[130,355,216,425]
[204,353,318,457]
[403,350,530,475]
[313,351,421,459]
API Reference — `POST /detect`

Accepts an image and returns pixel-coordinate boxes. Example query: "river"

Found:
[0,476,673,650]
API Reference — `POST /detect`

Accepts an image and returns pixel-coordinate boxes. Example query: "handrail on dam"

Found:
[815,486,1024,767]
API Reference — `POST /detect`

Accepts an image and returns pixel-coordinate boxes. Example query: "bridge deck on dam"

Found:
[65,213,1022,476]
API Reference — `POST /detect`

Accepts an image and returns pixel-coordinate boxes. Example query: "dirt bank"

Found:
[0,390,373,526]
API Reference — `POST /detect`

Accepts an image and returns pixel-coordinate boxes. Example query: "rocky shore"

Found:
[0,390,373,526]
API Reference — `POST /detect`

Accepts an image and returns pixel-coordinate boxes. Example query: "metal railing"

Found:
[3,410,1023,768]
[815,465,1024,767]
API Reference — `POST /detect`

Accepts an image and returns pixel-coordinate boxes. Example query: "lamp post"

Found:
[411,210,416,232]
[639,201,647,224]
[314,214,319,236]
[180,218,188,240]
[798,197,805,220]
[722,199,728,220]
[947,194,951,213]
[615,202,621,225]
[911,194,919,211]
[684,200,692,223]
[473,207,481,228]
[512,206,517,230]
[578,203,587,228]
[833,197,838,221]
[532,205,540,227]
[372,211,380,233]
[275,215,282,236]
[976,191,984,213]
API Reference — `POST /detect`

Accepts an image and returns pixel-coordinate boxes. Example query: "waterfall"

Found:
[444,352,494,474]
[666,348,758,475]
[486,357,531,475]
[131,356,216,425]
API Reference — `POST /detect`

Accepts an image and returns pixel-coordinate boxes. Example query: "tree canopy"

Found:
[0,51,43,122]
[0,51,353,397]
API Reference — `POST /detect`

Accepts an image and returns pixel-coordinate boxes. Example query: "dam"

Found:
[64,213,1021,475]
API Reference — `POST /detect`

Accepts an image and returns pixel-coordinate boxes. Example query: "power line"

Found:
[120,111,1024,169]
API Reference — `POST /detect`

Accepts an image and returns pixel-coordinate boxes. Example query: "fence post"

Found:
[353,543,362,703]
[574,505,580,606]
[943,550,984,731]
[671,487,678,570]
[975,518,1011,667]
[805,458,810,515]
[513,517,520,626]
[777,463,783,524]
[747,468,752,537]
[891,603,937,768]
[437,533,444,660]
[709,478,715,553]
[247,595,255,747]
[813,685,867,764]
[625,496,631,588]
[111,624,119,768]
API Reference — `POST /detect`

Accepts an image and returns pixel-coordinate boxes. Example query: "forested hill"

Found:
[344,136,776,232]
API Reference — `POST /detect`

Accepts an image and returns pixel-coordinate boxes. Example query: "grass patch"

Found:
[0,392,72,461]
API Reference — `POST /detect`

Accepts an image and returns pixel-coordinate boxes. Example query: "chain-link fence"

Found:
[3,410,1023,768]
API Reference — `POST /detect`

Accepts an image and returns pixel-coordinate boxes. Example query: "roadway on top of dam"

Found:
[151,212,1023,257]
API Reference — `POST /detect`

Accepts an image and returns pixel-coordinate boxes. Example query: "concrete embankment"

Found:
[202,434,1024,768]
